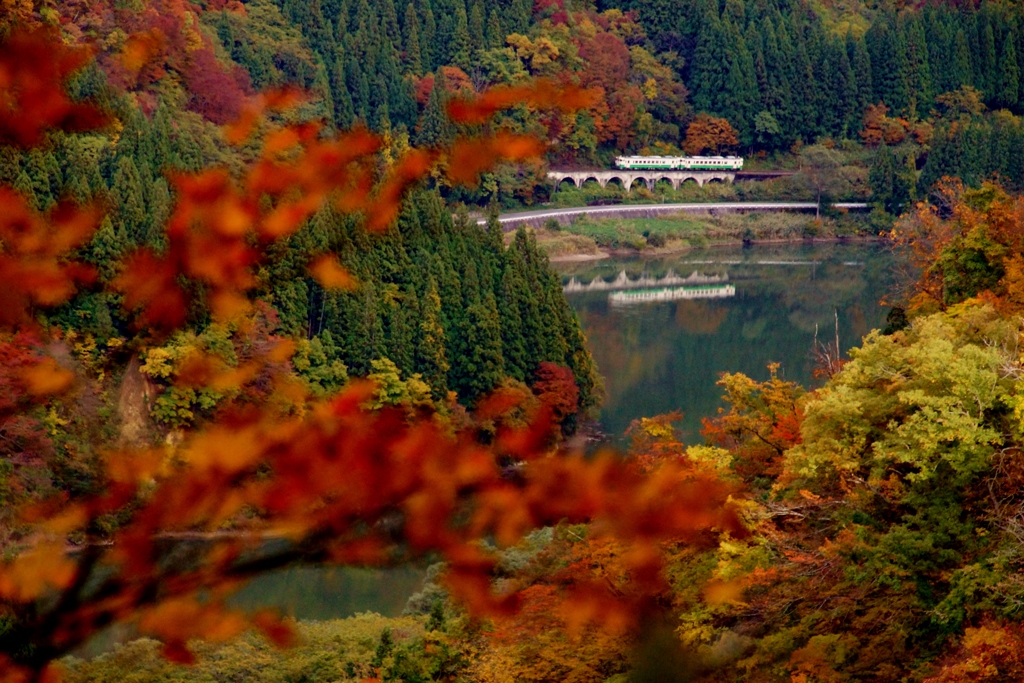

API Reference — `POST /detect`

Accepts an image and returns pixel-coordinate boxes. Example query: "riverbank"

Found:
[530,210,882,261]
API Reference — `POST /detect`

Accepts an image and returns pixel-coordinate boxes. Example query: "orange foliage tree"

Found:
[701,364,805,484]
[924,622,1024,683]
[859,103,910,147]
[0,28,747,681]
[888,179,1024,311]
[683,114,739,156]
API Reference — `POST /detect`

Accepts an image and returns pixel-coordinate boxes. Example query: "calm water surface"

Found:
[557,241,898,441]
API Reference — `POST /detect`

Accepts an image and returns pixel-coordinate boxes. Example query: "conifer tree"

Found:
[403,3,423,75]
[468,0,485,56]
[276,280,312,338]
[333,57,357,128]
[323,0,348,25]
[380,0,401,45]
[416,77,455,147]
[721,22,758,144]
[25,149,60,209]
[998,35,1020,111]
[451,4,473,70]
[510,0,532,35]
[415,276,450,399]
[689,2,727,114]
[452,290,505,403]
[419,1,437,71]
[13,169,39,210]
[144,177,172,251]
[498,260,529,382]
[924,8,952,94]
[85,215,128,282]
[486,9,503,49]
[867,17,910,115]
[386,285,417,377]
[762,18,794,142]
[110,155,147,245]
[316,65,337,128]
[869,144,912,216]
[848,32,874,119]
[980,22,998,100]
[952,29,973,92]
[902,13,934,117]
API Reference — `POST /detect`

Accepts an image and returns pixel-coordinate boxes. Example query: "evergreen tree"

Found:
[284,0,336,58]
[498,259,529,382]
[380,0,401,45]
[689,2,727,114]
[316,65,337,128]
[486,9,504,49]
[924,7,952,94]
[85,215,128,282]
[848,32,874,119]
[13,169,39,210]
[468,0,485,56]
[25,150,61,209]
[762,18,795,142]
[902,13,934,117]
[415,276,450,399]
[869,144,912,216]
[416,77,455,147]
[451,4,473,70]
[435,7,456,66]
[420,2,437,71]
[403,3,423,75]
[998,35,1020,110]
[451,290,505,403]
[867,17,910,115]
[144,177,172,251]
[510,0,532,35]
[979,22,997,100]
[385,285,417,377]
[721,21,758,144]
[951,29,973,91]
[110,155,147,245]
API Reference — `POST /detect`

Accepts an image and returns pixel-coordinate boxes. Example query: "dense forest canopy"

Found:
[11,0,1024,682]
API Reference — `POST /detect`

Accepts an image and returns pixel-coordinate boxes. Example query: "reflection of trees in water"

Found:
[675,300,728,335]
[561,243,899,440]
[577,305,677,404]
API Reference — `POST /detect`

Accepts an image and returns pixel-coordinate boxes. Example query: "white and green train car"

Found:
[613,155,743,170]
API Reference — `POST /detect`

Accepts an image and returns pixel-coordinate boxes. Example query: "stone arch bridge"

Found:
[547,169,735,191]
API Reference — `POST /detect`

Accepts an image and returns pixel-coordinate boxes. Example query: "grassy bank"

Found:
[534,210,878,259]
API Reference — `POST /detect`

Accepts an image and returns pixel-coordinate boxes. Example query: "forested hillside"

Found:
[14,0,1024,682]
[10,0,1024,212]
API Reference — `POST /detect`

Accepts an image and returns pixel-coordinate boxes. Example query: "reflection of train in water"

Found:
[613,155,744,170]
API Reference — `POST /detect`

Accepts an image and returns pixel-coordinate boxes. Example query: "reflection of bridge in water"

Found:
[563,269,727,294]
[610,284,736,306]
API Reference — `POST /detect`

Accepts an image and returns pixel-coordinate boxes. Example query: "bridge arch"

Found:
[654,176,678,192]
[604,176,627,191]
[629,176,653,192]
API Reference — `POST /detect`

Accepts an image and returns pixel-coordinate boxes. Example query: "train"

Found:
[613,155,744,170]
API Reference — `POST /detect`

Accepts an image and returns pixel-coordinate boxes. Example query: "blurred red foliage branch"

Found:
[0,28,745,682]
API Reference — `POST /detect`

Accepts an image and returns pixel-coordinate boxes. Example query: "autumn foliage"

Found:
[889,179,1024,312]
[683,114,739,157]
[0,28,745,681]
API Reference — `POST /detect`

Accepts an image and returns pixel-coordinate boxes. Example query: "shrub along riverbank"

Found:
[532,210,880,260]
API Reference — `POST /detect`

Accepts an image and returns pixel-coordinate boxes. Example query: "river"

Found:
[556,241,898,441]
